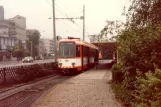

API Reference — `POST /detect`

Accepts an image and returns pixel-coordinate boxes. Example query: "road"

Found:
[0,59,55,68]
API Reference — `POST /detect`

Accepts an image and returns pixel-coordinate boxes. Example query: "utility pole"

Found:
[83,5,85,41]
[52,0,57,62]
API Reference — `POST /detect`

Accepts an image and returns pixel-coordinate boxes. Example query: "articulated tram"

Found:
[57,38,99,74]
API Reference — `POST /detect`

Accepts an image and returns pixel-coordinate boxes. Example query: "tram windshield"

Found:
[59,42,75,58]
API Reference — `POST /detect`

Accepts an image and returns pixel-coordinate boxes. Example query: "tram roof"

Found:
[59,39,99,50]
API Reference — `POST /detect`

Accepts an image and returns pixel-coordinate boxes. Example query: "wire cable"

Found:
[44,0,91,38]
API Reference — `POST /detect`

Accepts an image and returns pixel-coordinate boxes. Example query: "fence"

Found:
[0,62,57,85]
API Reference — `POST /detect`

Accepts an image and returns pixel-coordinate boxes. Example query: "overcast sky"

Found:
[0,0,127,42]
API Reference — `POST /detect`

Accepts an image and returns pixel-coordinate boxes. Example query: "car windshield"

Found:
[59,42,75,58]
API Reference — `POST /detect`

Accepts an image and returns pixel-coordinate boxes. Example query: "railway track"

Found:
[0,75,71,107]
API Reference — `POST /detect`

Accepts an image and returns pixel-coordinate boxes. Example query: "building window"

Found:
[11,39,15,46]
[9,39,11,46]
[3,37,5,45]
[83,46,88,57]
[5,38,8,45]
[12,40,14,46]
[6,38,8,45]
[11,39,13,46]
[1,38,4,45]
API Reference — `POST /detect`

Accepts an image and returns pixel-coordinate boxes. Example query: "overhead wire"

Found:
[55,3,86,34]
[44,0,83,34]
[44,0,91,39]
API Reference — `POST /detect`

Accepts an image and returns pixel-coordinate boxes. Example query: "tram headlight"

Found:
[72,63,75,66]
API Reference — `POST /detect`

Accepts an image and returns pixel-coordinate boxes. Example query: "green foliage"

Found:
[13,49,24,58]
[111,82,125,102]
[13,41,25,58]
[126,0,161,26]
[111,64,124,83]
[24,50,30,56]
[131,68,161,107]
[118,25,161,73]
[117,22,161,106]
[106,0,161,106]
[16,63,57,82]
[26,31,40,58]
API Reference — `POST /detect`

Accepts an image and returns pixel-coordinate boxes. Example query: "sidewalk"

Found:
[31,69,121,107]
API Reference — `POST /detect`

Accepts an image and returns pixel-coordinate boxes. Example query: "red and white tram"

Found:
[58,38,99,74]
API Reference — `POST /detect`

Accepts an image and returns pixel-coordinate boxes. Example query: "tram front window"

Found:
[60,42,75,58]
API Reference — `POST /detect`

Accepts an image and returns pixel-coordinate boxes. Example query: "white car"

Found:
[22,56,34,63]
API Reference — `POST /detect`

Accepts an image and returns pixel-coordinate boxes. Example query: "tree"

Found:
[119,0,161,73]
[126,0,161,27]
[13,40,25,60]
[99,0,161,106]
[114,0,161,106]
[26,30,40,58]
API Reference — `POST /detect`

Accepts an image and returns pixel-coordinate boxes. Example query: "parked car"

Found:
[22,56,34,63]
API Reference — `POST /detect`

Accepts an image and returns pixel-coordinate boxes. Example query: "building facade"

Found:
[39,36,62,58]
[39,39,46,59]
[44,39,54,55]
[10,15,27,48]
[0,20,17,61]
[0,6,4,20]
[40,38,54,56]
[89,34,109,43]
[89,35,99,43]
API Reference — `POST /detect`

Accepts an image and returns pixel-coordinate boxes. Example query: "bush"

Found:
[111,63,124,83]
[16,66,35,82]
[111,82,125,102]
[131,68,161,107]
[16,63,57,82]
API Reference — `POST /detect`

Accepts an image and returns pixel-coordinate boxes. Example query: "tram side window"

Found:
[83,46,88,57]
[76,45,80,57]
[86,47,88,57]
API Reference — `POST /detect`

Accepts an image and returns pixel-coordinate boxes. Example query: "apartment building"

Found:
[39,38,54,56]
[89,35,99,43]
[0,20,17,60]
[39,39,46,59]
[43,38,54,55]
[10,15,27,48]
[0,6,4,20]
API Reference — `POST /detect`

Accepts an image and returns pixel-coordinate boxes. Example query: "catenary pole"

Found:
[52,0,57,62]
